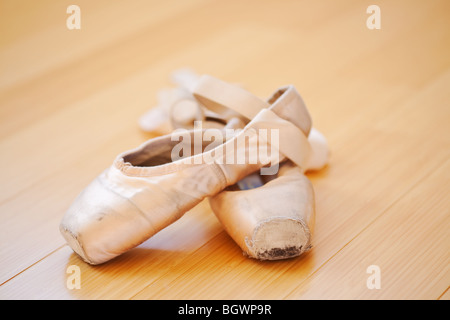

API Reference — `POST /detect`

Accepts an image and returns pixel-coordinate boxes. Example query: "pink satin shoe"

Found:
[60,75,318,264]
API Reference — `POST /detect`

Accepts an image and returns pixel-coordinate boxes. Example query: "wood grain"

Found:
[0,0,449,299]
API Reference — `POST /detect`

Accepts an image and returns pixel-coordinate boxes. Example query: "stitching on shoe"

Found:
[211,162,228,189]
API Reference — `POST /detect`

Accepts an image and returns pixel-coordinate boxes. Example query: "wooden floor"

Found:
[0,0,449,300]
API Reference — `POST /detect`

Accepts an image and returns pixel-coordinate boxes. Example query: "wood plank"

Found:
[439,288,450,300]
[0,0,210,91]
[0,24,292,284]
[0,200,223,299]
[0,0,448,300]
[286,159,450,299]
[131,132,448,299]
